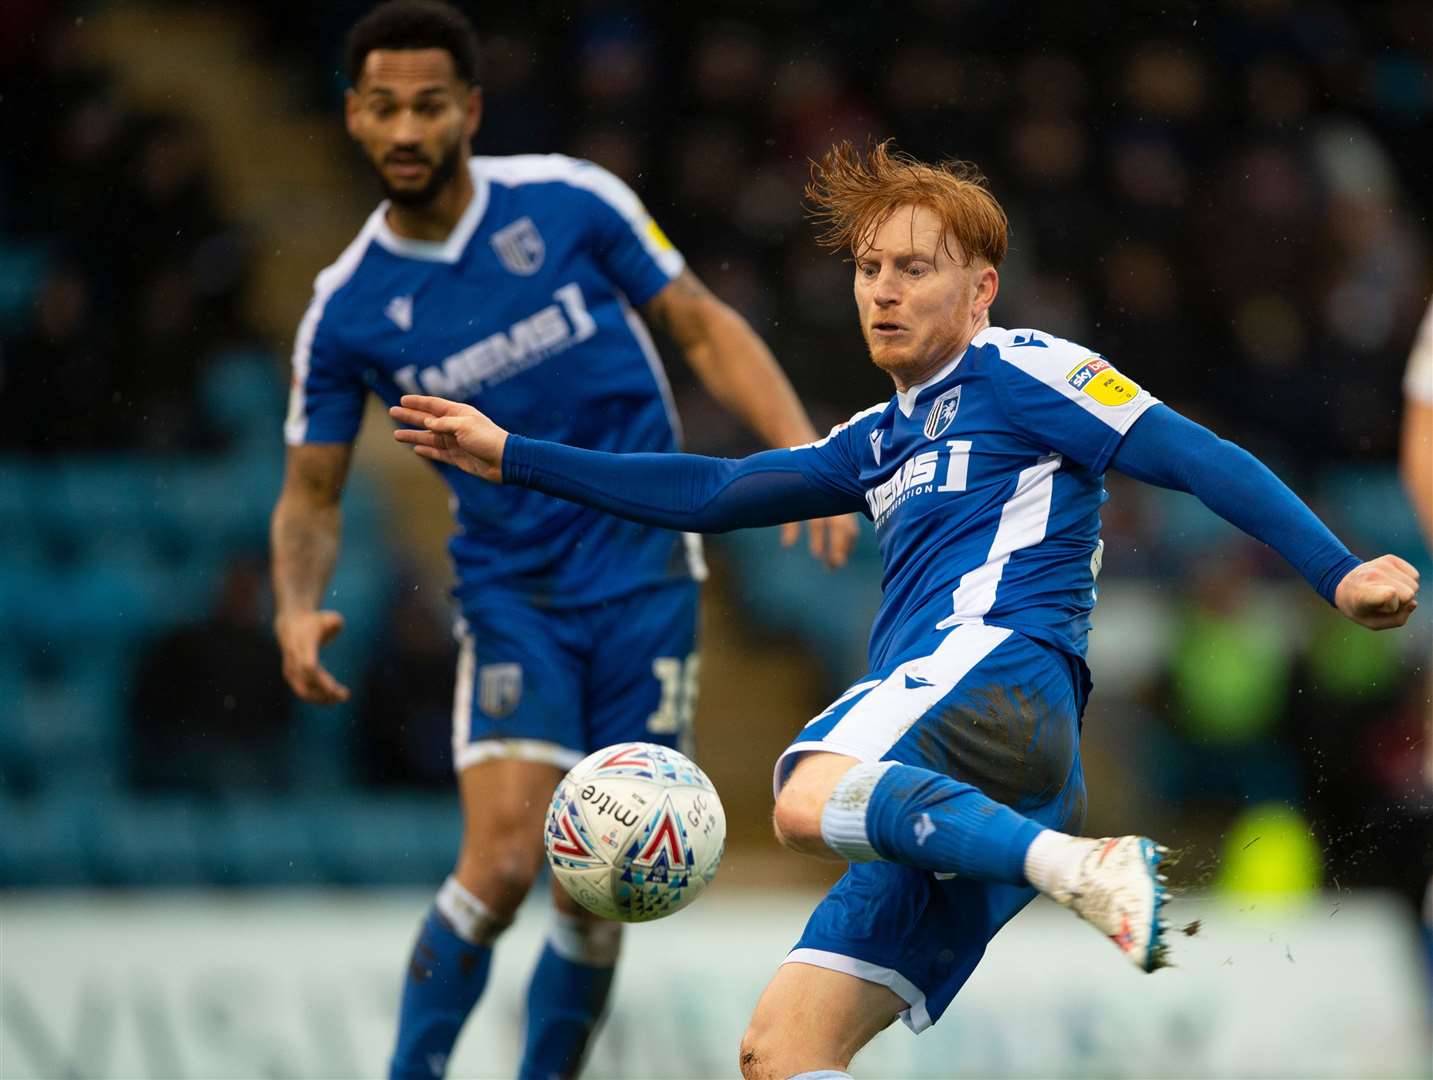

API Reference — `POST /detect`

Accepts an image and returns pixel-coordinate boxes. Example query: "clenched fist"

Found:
[1334,554,1420,630]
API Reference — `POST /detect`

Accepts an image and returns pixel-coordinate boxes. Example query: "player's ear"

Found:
[464,85,483,141]
[344,88,362,139]
[976,265,999,316]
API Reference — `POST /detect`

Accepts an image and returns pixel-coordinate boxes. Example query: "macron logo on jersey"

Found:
[385,295,413,331]
[394,282,597,399]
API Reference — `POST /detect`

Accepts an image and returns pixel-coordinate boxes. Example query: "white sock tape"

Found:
[819,760,896,863]
[435,876,508,946]
[548,909,622,967]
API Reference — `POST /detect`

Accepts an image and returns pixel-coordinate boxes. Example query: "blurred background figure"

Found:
[128,554,295,793]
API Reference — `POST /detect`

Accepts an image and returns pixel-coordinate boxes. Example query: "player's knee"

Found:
[456,836,545,920]
[773,753,860,857]
[737,1025,773,1080]
[771,792,824,856]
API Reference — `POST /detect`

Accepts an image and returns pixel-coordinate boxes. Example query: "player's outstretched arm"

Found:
[270,442,354,704]
[391,394,861,533]
[644,269,859,568]
[1110,405,1419,631]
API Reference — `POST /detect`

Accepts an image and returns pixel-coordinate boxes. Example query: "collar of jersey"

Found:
[894,326,1002,417]
[370,157,491,263]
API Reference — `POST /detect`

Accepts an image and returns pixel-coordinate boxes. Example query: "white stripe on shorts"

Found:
[451,622,476,768]
[449,621,582,774]
[783,947,932,1033]
[773,622,1012,795]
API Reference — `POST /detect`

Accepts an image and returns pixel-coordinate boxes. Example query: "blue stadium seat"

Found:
[0,791,95,886]
[1318,465,1430,571]
[208,797,322,885]
[0,241,49,331]
[200,347,289,446]
[716,525,883,687]
[310,793,459,885]
[90,796,209,885]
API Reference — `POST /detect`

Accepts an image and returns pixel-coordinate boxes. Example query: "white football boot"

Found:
[1050,836,1170,972]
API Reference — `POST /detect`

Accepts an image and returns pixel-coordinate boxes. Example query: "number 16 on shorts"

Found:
[647,653,700,745]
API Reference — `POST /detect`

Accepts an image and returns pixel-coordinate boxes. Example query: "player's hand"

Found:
[1334,554,1420,630]
[274,609,350,704]
[390,395,509,483]
[780,514,859,570]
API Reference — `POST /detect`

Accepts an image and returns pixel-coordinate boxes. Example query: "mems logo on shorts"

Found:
[1066,356,1140,406]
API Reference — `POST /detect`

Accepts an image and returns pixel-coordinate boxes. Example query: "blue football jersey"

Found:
[788,326,1159,667]
[284,155,705,608]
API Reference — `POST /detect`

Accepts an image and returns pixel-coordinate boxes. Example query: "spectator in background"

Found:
[1151,546,1301,814]
[129,555,294,793]
[356,580,456,790]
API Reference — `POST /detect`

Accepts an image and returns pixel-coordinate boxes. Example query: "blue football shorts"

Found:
[450,580,700,773]
[773,622,1089,1032]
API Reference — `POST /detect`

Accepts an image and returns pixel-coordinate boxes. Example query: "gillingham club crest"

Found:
[490,216,546,276]
[924,385,962,439]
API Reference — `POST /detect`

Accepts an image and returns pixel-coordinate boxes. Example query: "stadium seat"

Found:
[0,791,95,886]
[715,525,883,687]
[90,796,209,885]
[208,797,323,885]
[310,793,459,885]
[0,241,49,331]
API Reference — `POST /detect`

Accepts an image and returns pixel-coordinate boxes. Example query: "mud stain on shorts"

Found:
[914,683,1077,813]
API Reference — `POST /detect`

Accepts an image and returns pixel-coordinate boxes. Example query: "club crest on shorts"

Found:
[478,662,523,717]
[490,216,545,276]
[924,385,962,439]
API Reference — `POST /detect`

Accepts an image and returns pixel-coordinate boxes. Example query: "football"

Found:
[544,742,726,922]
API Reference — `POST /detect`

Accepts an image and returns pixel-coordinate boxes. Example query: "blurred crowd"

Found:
[245,0,1433,466]
[0,0,1429,905]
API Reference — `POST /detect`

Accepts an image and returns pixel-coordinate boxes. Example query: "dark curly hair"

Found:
[346,1,481,86]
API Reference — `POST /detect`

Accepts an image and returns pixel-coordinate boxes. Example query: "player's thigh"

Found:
[454,757,566,911]
[583,582,700,756]
[775,623,1083,815]
[740,960,903,1079]
[451,598,586,773]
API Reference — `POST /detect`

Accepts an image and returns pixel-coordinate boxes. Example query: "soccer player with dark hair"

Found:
[392,140,1420,1080]
[269,3,855,1077]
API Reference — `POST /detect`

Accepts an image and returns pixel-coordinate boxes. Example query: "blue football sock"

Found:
[518,912,621,1080]
[820,761,1044,884]
[389,878,500,1080]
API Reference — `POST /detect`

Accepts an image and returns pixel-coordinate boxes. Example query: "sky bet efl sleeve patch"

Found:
[1066,356,1141,406]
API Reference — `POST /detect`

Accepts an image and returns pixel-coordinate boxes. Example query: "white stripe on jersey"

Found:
[284,214,381,444]
[480,154,685,279]
[617,294,708,582]
[936,453,1061,627]
[792,402,886,452]
[981,326,1157,435]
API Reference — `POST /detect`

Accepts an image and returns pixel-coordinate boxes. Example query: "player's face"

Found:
[853,204,998,389]
[346,49,481,208]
